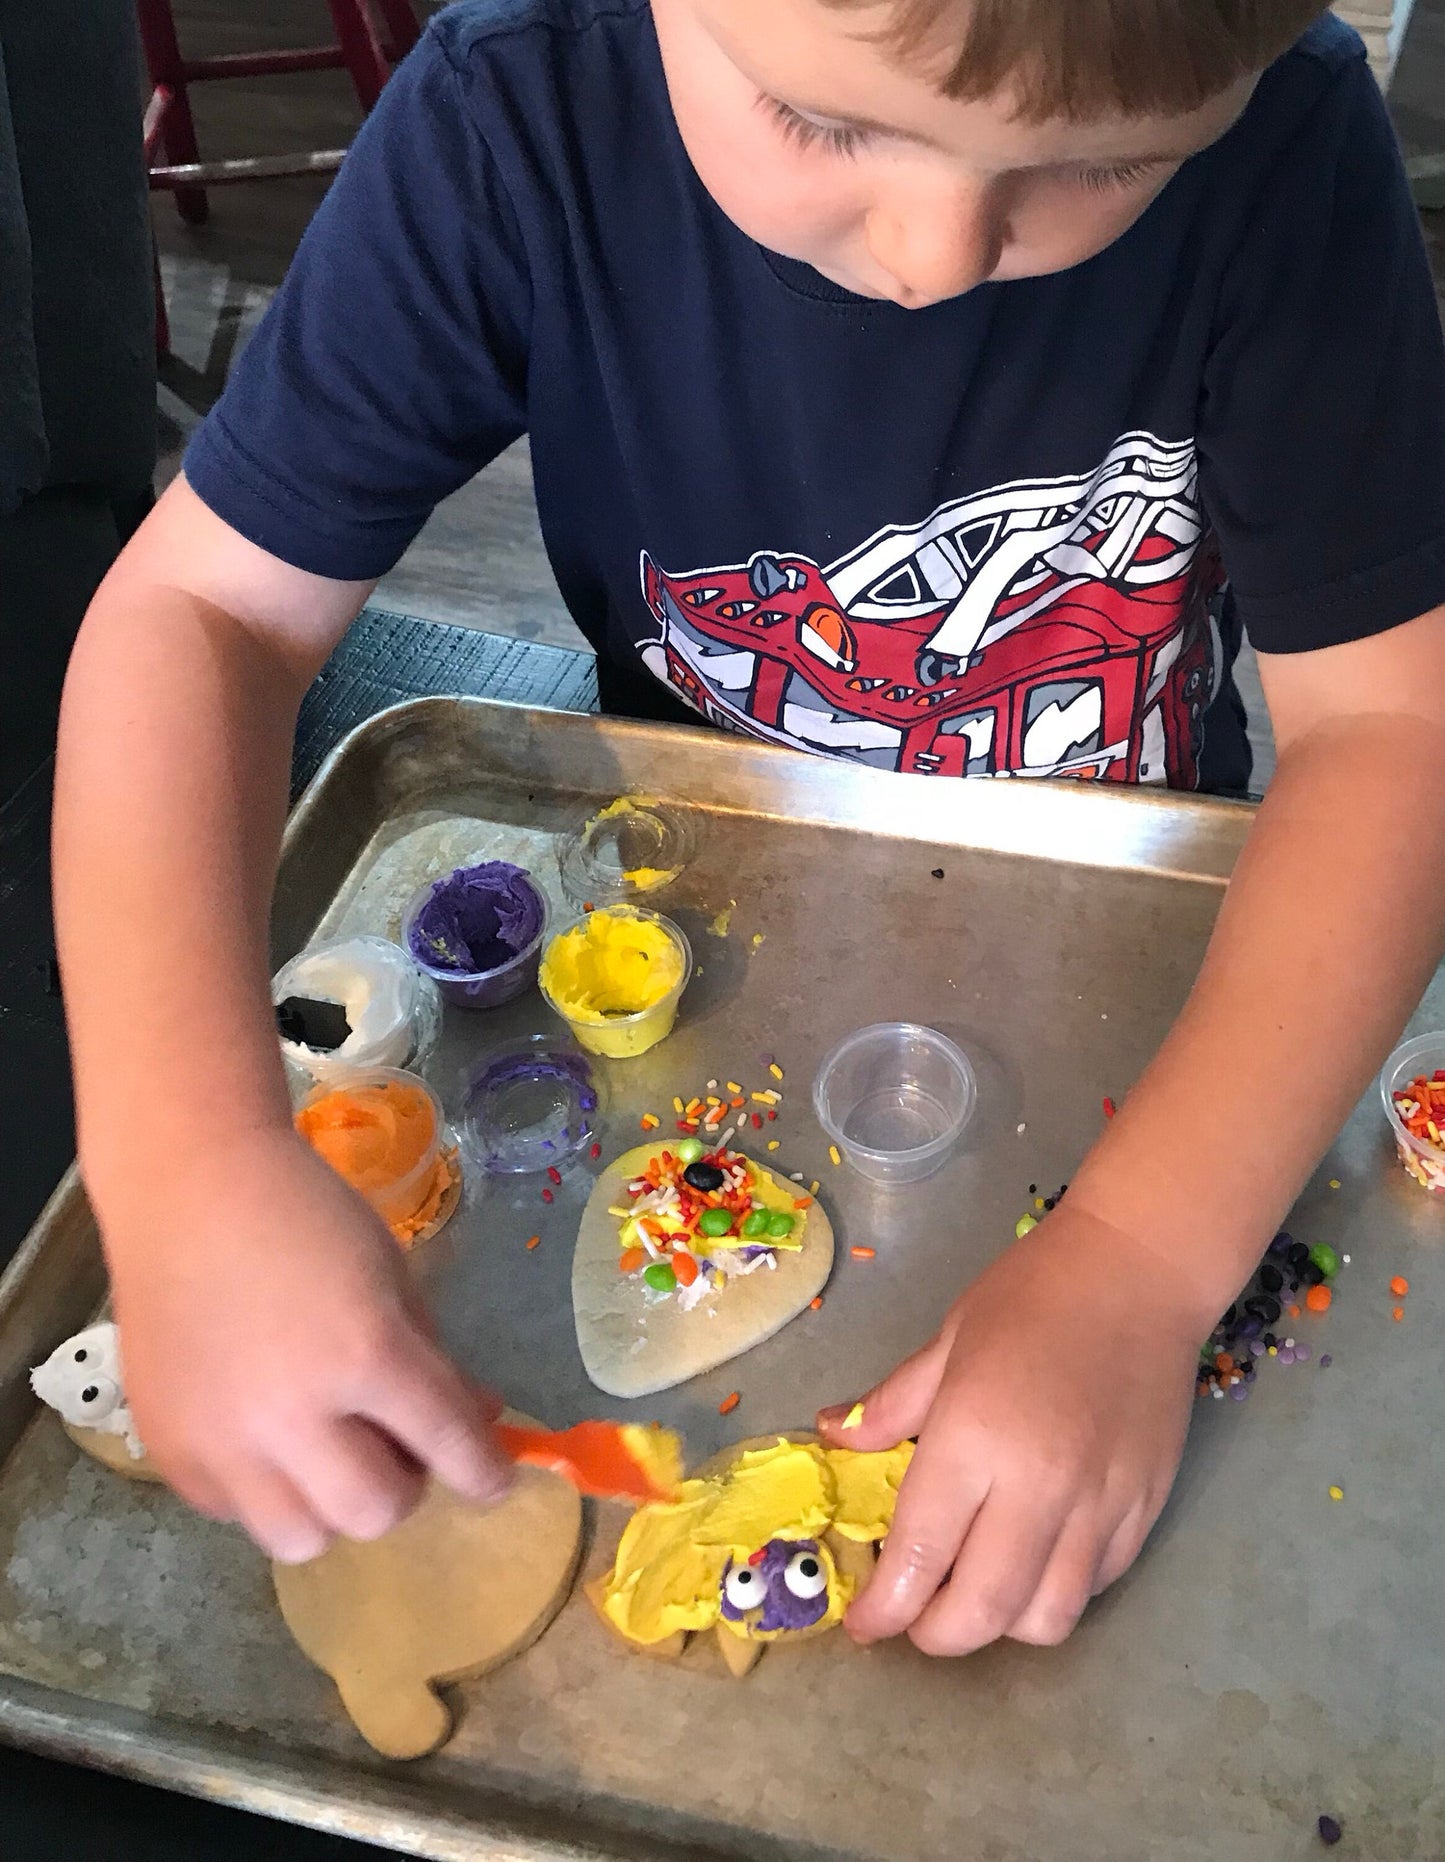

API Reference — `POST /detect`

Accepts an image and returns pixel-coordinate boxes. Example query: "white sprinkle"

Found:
[789,1172,805,1182]
[1017,1122,1027,1134]
[707,1079,717,1090]
[1342,1254,1351,1265]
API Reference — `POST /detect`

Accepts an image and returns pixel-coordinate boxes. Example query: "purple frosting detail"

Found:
[720,1539,829,1634]
[409,862,544,975]
[737,1244,776,1263]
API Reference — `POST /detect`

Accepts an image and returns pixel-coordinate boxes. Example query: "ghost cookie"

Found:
[29,1322,160,1481]
[273,1412,583,1759]
[588,1432,911,1677]
[573,1140,833,1397]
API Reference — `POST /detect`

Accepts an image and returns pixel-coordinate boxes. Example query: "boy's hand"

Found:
[817,1206,1203,1653]
[104,1125,513,1563]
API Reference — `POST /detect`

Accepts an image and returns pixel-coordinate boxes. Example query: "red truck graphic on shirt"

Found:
[637,430,1224,785]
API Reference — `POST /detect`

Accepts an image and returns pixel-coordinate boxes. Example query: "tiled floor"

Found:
[153,0,1445,788]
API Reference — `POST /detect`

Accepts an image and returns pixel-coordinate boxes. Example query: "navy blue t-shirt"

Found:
[186,1,1445,791]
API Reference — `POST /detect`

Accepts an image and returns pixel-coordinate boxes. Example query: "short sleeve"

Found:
[1197,56,1445,653]
[183,26,531,580]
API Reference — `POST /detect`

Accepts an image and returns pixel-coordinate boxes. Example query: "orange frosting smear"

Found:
[296,1080,447,1244]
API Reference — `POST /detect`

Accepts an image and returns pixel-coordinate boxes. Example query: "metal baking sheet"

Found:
[0,697,1442,1861]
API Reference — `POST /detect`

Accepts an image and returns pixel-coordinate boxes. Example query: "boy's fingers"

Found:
[1007,1512,1101,1646]
[843,1426,988,1645]
[281,1416,426,1543]
[233,1464,332,1565]
[1091,1504,1152,1597]
[905,1488,1064,1657]
[362,1341,513,1504]
[816,1325,954,1448]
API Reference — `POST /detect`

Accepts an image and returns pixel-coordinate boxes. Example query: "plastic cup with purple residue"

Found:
[402,861,550,1009]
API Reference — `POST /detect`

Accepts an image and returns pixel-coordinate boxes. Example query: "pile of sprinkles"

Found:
[1390,1067,1445,1190]
[609,1136,811,1310]
[1197,1232,1342,1401]
[664,1061,784,1143]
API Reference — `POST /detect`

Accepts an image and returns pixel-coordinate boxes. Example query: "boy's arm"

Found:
[820,605,1445,1652]
[55,476,513,1559]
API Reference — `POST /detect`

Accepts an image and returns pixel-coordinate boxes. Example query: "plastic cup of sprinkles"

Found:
[1380,1031,1445,1194]
[813,1023,975,1185]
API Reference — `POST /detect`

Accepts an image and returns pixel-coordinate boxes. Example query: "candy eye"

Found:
[723,1563,764,1611]
[74,1350,87,1363]
[80,1386,99,1405]
[783,1550,828,1599]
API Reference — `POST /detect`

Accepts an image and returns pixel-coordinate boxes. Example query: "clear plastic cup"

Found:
[813,1023,975,1184]
[556,797,696,910]
[401,865,550,1010]
[1380,1031,1445,1195]
[460,1033,601,1175]
[273,934,441,1085]
[538,905,692,1060]
[295,1066,456,1236]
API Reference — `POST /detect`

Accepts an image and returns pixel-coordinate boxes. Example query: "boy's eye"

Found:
[1076,159,1163,194]
[761,95,872,160]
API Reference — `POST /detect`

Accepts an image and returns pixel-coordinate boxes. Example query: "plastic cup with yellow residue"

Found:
[538,905,692,1060]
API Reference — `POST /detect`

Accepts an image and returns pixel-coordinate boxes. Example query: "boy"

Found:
[53,0,1445,1657]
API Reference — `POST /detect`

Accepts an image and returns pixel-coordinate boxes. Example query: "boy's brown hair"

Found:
[819,0,1333,122]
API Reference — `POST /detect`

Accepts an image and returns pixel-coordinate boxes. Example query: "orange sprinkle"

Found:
[1287,1304,1301,1319]
[718,1391,741,1415]
[794,1195,815,1209]
[1390,1275,1410,1297]
[640,1113,660,1130]
[583,901,595,913]
[850,1246,876,1261]
[1305,1284,1332,1312]
[1393,1306,1405,1322]
[809,1296,823,1310]
[618,1247,647,1274]
[1214,1352,1235,1375]
[525,1235,541,1251]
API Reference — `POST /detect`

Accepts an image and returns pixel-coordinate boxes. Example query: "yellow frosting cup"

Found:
[538,905,692,1059]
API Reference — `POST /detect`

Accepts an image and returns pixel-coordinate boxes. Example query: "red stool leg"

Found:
[134,0,209,225]
[327,0,391,111]
[372,0,422,61]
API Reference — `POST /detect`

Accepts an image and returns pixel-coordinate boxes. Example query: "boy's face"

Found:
[652,0,1255,307]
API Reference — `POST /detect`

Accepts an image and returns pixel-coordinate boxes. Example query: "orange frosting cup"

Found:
[295,1068,457,1245]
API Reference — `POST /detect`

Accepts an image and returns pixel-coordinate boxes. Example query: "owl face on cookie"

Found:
[30,1322,142,1454]
[592,1434,913,1673]
[719,1537,841,1640]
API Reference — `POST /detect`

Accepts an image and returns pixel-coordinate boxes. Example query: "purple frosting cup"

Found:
[402,862,550,1009]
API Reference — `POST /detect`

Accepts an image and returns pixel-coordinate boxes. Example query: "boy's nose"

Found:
[864,179,1004,307]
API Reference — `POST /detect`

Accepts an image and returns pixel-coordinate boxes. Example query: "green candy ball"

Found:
[643,1261,677,1293]
[1308,1242,1341,1279]
[741,1209,771,1238]
[675,1138,705,1165]
[698,1207,734,1238]
[765,1211,796,1239]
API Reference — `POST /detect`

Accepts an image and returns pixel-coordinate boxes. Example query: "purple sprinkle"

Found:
[1294,1343,1312,1363]
[1319,1354,1332,1368]
[542,1139,555,1151]
[1318,1813,1342,1846]
[1249,1339,1266,1357]
[760,1053,775,1068]
[1269,1231,1293,1257]
[1278,1346,1296,1365]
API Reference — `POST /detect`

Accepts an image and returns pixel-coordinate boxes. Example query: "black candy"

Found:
[1317,1813,1342,1846]
[1287,1241,1310,1268]
[1301,1261,1325,1287]
[683,1161,726,1193]
[1259,1265,1283,1294]
[276,995,352,1052]
[1244,1295,1281,1326]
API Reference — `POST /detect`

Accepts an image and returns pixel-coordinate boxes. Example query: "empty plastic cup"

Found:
[813,1023,975,1184]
